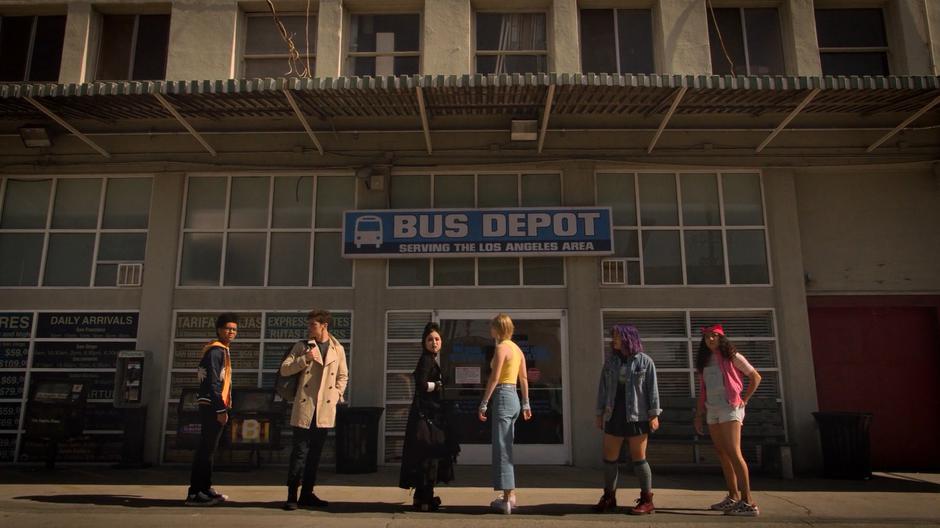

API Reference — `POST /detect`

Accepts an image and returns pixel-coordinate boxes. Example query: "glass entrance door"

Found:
[435,310,569,464]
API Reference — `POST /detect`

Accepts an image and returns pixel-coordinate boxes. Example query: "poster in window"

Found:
[175,312,261,339]
[36,312,138,339]
[0,373,26,399]
[32,341,131,369]
[0,313,33,339]
[0,342,29,369]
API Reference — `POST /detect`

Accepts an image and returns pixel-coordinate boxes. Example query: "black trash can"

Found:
[335,406,384,474]
[813,411,873,479]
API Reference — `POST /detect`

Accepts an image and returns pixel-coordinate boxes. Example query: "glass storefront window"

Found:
[0,177,151,287]
[387,172,565,288]
[179,175,355,287]
[599,172,769,286]
[1,180,51,228]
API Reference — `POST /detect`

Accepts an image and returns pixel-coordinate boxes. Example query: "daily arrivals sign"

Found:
[342,207,613,258]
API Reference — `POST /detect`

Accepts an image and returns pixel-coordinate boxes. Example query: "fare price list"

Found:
[0,342,29,369]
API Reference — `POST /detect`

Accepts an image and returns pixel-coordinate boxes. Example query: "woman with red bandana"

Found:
[694,325,763,517]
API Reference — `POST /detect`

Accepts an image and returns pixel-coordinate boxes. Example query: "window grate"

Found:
[601,258,626,284]
[117,263,143,287]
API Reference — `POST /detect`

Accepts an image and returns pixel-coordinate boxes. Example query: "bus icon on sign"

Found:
[354,215,383,248]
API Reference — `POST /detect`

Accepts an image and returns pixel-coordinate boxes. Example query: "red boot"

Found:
[630,491,654,515]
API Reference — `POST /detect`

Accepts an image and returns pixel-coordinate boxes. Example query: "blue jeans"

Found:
[491,384,520,490]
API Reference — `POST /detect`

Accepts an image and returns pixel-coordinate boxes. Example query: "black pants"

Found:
[189,406,225,495]
[287,416,329,490]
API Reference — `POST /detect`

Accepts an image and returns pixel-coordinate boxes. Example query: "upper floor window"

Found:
[815,8,889,75]
[579,9,653,74]
[0,177,153,287]
[708,8,785,75]
[0,15,66,81]
[347,14,420,76]
[243,12,315,77]
[596,172,769,286]
[95,14,170,80]
[475,13,547,74]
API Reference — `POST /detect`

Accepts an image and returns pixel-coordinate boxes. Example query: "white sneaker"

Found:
[490,498,512,515]
[710,495,738,511]
[725,500,760,517]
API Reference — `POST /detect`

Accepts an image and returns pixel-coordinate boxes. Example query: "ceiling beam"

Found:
[153,93,216,156]
[282,88,325,155]
[537,84,556,154]
[415,86,432,155]
[755,88,820,153]
[647,86,687,154]
[866,92,940,153]
[24,96,110,158]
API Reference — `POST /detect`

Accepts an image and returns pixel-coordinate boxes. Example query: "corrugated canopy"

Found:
[1,74,939,122]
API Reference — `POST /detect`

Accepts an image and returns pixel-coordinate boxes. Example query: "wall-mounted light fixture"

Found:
[19,126,52,148]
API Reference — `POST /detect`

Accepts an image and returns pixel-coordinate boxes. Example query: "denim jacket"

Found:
[595,352,662,422]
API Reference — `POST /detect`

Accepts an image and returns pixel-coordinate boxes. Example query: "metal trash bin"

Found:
[335,406,384,474]
[813,411,873,479]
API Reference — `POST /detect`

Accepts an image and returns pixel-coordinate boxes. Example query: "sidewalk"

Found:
[1,465,939,527]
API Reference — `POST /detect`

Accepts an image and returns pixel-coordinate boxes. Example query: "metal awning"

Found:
[3,74,939,120]
[2,74,939,156]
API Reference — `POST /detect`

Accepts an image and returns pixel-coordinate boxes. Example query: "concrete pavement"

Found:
[1,466,939,527]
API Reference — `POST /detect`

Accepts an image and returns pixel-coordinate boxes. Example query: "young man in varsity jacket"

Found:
[185,313,238,506]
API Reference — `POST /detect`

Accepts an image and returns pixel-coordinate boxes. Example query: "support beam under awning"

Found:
[537,84,556,154]
[153,93,216,156]
[282,88,325,155]
[415,86,432,155]
[866,92,940,152]
[755,88,820,153]
[24,96,110,158]
[647,86,687,154]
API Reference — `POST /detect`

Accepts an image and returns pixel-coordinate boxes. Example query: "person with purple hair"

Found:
[592,324,661,515]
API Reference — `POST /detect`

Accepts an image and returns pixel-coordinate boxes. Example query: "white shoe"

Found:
[490,498,512,514]
[725,500,760,517]
[710,495,737,511]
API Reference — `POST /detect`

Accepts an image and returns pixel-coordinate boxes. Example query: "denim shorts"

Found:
[706,402,745,424]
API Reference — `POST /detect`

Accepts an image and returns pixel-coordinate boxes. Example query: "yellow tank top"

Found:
[495,340,522,385]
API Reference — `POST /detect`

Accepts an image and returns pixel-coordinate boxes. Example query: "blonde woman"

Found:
[478,313,532,514]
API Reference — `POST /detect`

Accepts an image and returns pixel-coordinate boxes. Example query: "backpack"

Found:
[274,340,306,402]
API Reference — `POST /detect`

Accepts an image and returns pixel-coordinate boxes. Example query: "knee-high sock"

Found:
[603,459,619,494]
[634,459,652,493]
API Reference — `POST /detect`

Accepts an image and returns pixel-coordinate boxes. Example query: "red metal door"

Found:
[808,305,940,470]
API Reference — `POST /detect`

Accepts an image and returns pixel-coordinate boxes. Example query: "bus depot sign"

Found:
[342,207,613,258]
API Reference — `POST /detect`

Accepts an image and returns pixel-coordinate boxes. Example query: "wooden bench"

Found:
[654,397,793,479]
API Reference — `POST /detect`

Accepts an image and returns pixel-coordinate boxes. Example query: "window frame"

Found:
[577,8,655,75]
[176,172,357,289]
[594,169,772,288]
[0,14,65,82]
[343,12,423,77]
[0,309,140,464]
[160,309,353,464]
[240,11,317,78]
[472,10,550,75]
[814,7,891,75]
[93,13,170,81]
[384,170,567,289]
[0,175,153,289]
[707,6,786,76]
[600,307,788,454]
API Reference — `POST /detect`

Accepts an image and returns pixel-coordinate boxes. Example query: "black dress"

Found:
[398,351,457,493]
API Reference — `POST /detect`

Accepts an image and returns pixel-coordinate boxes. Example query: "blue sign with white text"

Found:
[342,207,613,258]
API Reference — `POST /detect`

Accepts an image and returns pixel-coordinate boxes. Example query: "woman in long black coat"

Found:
[398,322,458,511]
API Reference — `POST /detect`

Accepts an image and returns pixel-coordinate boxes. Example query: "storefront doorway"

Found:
[434,310,569,464]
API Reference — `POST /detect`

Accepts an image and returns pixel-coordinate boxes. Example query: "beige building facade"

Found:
[1,0,939,473]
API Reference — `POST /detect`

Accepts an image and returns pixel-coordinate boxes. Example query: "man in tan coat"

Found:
[280,309,349,510]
